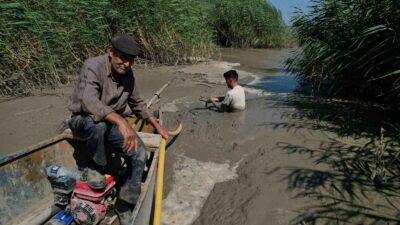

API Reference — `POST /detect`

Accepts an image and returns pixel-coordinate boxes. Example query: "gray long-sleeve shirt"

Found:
[68,54,150,121]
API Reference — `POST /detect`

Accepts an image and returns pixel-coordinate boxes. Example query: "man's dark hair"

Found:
[223,70,239,81]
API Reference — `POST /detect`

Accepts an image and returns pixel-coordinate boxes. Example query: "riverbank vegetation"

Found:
[211,0,286,48]
[1,0,289,96]
[286,0,400,106]
[286,1,400,223]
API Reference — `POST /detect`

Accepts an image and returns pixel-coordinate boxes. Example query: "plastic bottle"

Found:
[44,210,73,225]
[45,165,81,181]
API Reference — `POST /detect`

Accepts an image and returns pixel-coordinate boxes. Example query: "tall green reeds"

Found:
[126,0,216,64]
[1,0,288,96]
[286,0,400,105]
[211,0,287,48]
[0,1,115,95]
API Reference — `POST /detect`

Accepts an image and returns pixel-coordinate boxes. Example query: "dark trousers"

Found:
[68,115,147,205]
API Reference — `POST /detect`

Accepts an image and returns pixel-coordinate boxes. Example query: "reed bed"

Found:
[286,2,400,223]
[211,0,287,48]
[286,0,400,106]
[1,0,287,96]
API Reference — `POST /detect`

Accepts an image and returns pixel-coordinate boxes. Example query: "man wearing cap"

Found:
[68,33,168,211]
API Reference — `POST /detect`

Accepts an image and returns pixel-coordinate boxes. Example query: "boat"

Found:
[0,83,178,225]
[0,111,165,225]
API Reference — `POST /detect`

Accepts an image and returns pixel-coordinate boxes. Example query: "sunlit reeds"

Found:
[1,0,288,96]
[211,0,287,48]
[286,0,400,105]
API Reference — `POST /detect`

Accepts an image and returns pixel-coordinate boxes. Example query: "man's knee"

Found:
[69,115,107,138]
[93,122,107,136]
[83,121,107,142]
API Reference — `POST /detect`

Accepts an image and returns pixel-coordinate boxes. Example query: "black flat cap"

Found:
[111,33,140,56]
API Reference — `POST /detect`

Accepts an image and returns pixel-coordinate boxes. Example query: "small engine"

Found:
[70,175,117,225]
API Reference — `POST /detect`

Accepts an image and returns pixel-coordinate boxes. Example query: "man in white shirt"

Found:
[211,70,246,112]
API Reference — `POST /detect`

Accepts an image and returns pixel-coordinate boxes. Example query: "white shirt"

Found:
[222,85,246,111]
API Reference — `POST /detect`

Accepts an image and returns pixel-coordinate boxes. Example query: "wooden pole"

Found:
[147,82,170,108]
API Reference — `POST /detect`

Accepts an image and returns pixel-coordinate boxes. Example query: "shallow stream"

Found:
[161,48,400,225]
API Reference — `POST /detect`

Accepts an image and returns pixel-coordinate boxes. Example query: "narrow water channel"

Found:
[181,48,400,225]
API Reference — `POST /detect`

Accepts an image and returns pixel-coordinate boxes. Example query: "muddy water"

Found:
[160,48,316,225]
[161,48,400,225]
[218,48,300,95]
